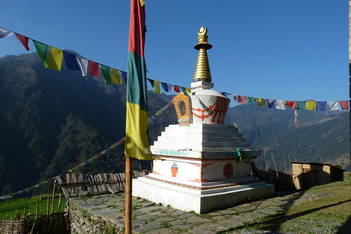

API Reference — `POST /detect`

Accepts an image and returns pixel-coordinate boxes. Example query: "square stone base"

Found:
[132,177,274,213]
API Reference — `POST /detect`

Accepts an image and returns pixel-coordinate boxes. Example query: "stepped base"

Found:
[132,176,274,213]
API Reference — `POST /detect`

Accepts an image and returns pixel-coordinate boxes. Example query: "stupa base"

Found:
[132,176,274,213]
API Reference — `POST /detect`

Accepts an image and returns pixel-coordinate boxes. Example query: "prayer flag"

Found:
[186,88,191,94]
[110,68,123,84]
[121,71,128,83]
[125,0,152,160]
[46,46,63,71]
[161,82,169,92]
[296,101,306,110]
[153,80,162,94]
[338,101,349,110]
[100,64,112,84]
[326,102,340,111]
[237,95,248,104]
[275,100,286,110]
[286,101,297,109]
[267,99,276,108]
[248,97,255,105]
[257,98,266,107]
[173,85,180,93]
[316,101,327,111]
[76,56,88,77]
[15,33,29,50]
[305,100,316,110]
[148,79,154,88]
[33,40,48,66]
[0,27,13,38]
[88,60,99,76]
[63,50,80,70]
[181,87,190,95]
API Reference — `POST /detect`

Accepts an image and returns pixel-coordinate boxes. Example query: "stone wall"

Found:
[67,199,123,234]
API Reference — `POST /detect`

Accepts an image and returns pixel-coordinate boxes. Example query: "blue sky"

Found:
[0,0,348,101]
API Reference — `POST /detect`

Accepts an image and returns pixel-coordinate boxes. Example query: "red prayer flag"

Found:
[15,33,29,51]
[173,85,180,92]
[88,60,99,76]
[237,95,248,104]
[338,101,349,110]
[286,101,297,109]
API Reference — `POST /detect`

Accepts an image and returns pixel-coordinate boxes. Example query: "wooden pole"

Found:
[124,154,132,234]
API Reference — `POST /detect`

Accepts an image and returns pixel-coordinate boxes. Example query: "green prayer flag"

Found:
[33,40,48,66]
[100,64,112,84]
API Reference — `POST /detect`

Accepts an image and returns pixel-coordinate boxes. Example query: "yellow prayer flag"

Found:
[154,80,162,94]
[45,46,63,71]
[305,101,316,110]
[110,68,123,84]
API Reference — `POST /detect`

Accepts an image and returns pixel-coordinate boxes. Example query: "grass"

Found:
[221,172,351,233]
[0,194,66,220]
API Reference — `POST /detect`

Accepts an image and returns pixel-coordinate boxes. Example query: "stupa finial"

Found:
[193,26,212,82]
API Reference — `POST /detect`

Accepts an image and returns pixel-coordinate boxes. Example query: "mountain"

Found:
[225,105,350,171]
[0,54,176,195]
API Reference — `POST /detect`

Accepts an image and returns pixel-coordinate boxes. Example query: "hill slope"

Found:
[226,105,350,171]
[0,54,176,195]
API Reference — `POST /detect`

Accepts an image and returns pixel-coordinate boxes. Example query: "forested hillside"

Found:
[0,54,176,195]
[226,105,350,171]
[0,54,349,196]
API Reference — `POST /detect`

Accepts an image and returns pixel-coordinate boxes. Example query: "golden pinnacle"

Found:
[193,26,212,82]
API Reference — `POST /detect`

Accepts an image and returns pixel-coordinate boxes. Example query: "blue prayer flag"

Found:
[316,101,327,111]
[161,82,169,92]
[63,50,80,70]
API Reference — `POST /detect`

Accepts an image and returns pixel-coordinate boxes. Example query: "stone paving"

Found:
[68,191,331,233]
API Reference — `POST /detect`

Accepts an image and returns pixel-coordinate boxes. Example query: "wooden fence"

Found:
[55,170,149,198]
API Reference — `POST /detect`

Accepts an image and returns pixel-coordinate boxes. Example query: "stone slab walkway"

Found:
[67,188,344,234]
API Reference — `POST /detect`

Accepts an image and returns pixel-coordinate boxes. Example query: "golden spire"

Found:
[193,26,212,82]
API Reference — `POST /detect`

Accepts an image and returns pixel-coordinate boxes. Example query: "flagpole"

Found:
[124,154,132,234]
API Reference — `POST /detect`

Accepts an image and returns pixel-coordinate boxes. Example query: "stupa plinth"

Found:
[133,26,274,213]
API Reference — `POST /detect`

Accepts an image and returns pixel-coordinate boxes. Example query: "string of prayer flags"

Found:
[100,64,112,84]
[15,34,30,50]
[2,26,349,112]
[0,27,13,38]
[110,68,123,84]
[46,46,63,71]
[88,60,99,76]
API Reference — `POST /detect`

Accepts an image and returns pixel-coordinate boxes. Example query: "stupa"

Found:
[132,26,274,213]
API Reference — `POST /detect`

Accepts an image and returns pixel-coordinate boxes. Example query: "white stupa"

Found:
[132,26,274,213]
